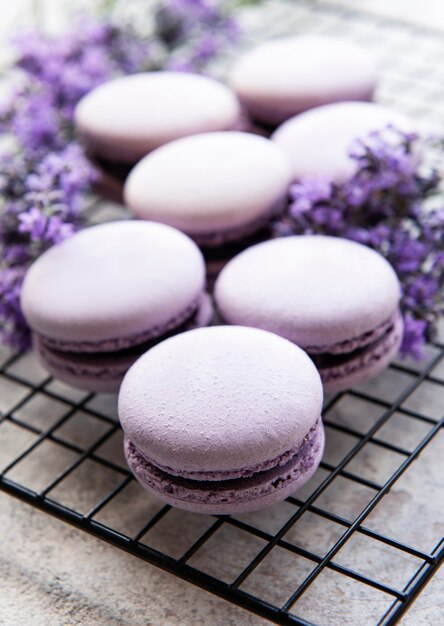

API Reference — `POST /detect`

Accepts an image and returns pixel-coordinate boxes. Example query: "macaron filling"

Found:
[34,294,213,380]
[309,309,403,383]
[124,418,323,506]
[91,154,134,181]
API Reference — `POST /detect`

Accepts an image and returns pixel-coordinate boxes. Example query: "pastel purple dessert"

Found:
[75,71,241,164]
[124,132,291,247]
[21,221,212,393]
[214,236,404,393]
[119,326,324,514]
[230,35,378,127]
[272,101,414,183]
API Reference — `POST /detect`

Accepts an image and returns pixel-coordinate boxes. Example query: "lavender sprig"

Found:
[0,143,97,350]
[287,127,444,359]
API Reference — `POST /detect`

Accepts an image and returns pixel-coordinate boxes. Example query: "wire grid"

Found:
[1,1,444,624]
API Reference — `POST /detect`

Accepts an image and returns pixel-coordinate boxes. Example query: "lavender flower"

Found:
[401,315,428,360]
[0,266,29,351]
[14,19,153,119]
[0,23,121,349]
[18,207,47,240]
[287,127,444,359]
[0,141,96,349]
[157,0,239,70]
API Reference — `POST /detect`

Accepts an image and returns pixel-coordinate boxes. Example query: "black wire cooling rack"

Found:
[1,1,444,624]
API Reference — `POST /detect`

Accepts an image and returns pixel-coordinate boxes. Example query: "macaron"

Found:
[230,35,378,127]
[21,221,211,393]
[272,101,413,183]
[74,71,241,164]
[119,326,324,515]
[214,236,403,393]
[124,131,292,247]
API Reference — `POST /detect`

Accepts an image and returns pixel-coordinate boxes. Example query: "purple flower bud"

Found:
[45,216,76,244]
[400,315,428,360]
[18,207,47,240]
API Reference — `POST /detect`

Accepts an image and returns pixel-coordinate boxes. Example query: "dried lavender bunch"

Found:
[286,127,444,360]
[0,1,240,350]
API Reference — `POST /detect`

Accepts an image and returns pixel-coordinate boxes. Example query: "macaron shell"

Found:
[21,221,205,346]
[33,335,132,393]
[322,312,404,393]
[119,326,323,475]
[214,236,401,348]
[272,101,414,182]
[230,35,377,125]
[75,72,241,162]
[33,293,214,394]
[124,132,291,239]
[124,423,325,515]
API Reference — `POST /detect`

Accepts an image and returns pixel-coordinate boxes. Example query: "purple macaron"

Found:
[119,326,324,515]
[74,71,241,165]
[124,131,291,247]
[214,236,404,393]
[21,221,212,393]
[272,101,414,183]
[230,35,378,127]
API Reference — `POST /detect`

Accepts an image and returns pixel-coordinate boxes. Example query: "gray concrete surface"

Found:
[0,491,269,626]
